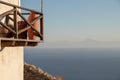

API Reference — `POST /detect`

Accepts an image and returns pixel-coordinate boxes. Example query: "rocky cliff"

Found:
[24,63,63,80]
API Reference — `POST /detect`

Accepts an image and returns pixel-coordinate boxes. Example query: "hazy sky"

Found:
[21,0,120,42]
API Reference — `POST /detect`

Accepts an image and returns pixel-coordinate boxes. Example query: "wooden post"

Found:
[40,14,44,41]
[14,7,18,38]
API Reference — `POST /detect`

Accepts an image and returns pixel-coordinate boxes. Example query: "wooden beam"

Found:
[18,26,30,34]
[0,9,16,21]
[18,16,42,34]
[8,16,14,21]
[0,22,16,34]
[14,7,18,38]
[17,11,43,39]
[40,14,44,40]
[31,16,43,24]
[0,38,40,47]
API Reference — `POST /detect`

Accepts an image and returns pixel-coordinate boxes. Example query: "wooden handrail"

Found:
[0,22,16,34]
[0,9,16,21]
[0,1,44,41]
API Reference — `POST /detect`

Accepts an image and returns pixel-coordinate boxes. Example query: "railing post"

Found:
[40,14,44,41]
[0,1,44,41]
[14,7,18,38]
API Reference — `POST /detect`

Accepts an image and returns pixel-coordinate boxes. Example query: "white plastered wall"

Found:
[0,0,23,80]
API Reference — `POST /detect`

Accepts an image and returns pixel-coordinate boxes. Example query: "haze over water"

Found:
[22,0,120,80]
[25,48,120,80]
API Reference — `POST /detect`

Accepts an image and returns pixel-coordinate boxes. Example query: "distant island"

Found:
[39,40,120,48]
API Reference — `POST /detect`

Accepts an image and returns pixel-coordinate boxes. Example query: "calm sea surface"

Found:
[25,48,120,80]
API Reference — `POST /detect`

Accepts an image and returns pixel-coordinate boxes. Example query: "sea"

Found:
[25,48,120,80]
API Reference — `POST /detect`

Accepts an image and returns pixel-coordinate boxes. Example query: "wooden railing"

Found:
[0,1,44,41]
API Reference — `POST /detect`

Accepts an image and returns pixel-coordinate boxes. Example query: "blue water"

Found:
[24,48,120,80]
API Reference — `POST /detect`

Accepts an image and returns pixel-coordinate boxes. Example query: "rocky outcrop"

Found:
[24,63,63,80]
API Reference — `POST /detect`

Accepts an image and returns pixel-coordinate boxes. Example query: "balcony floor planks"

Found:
[0,38,41,47]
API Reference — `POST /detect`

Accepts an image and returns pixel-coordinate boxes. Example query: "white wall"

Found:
[0,0,23,80]
[0,47,23,80]
[0,0,20,13]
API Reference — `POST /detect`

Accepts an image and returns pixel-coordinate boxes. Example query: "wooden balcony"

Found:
[0,1,44,47]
